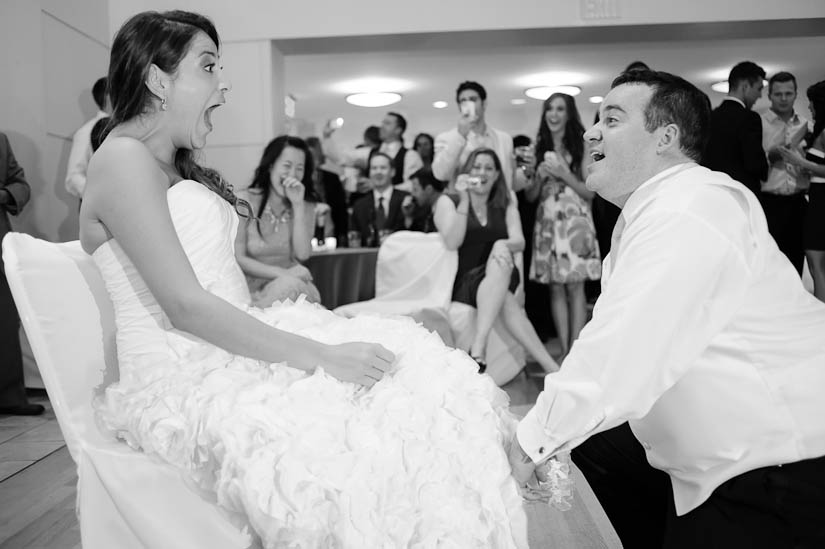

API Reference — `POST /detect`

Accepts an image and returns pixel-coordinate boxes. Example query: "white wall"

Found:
[108,0,825,42]
[0,0,109,242]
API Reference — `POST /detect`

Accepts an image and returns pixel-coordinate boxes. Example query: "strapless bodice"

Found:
[92,180,251,368]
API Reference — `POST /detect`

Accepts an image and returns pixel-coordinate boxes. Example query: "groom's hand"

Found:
[507,434,536,486]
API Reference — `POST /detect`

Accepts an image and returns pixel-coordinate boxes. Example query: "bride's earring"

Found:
[161,96,168,111]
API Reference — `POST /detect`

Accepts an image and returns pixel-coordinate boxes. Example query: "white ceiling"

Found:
[282,20,824,147]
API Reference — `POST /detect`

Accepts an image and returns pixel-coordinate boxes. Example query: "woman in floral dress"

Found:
[527,93,601,361]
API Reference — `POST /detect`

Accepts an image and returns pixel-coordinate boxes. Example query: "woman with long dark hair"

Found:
[235,135,321,305]
[527,93,601,361]
[77,11,549,546]
[435,147,559,382]
[781,80,825,301]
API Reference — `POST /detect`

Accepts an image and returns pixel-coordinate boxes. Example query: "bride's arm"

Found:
[85,138,393,385]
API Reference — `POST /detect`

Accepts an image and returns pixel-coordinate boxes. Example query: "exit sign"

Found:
[581,0,620,19]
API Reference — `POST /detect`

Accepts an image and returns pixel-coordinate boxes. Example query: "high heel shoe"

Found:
[470,355,487,374]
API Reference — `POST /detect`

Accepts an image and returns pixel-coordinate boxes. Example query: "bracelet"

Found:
[456,209,469,216]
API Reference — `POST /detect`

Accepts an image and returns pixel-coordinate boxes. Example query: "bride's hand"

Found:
[320,342,396,388]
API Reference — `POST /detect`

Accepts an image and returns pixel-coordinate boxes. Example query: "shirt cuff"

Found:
[517,406,561,464]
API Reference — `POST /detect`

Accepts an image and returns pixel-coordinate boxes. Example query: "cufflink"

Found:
[538,446,545,454]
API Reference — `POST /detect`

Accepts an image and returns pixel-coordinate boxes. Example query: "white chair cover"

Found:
[334,231,458,344]
[2,234,251,549]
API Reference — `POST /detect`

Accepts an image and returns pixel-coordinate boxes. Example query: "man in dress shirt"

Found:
[0,132,43,416]
[432,81,528,191]
[65,76,108,199]
[350,153,411,247]
[702,61,768,194]
[759,71,810,274]
[509,70,825,548]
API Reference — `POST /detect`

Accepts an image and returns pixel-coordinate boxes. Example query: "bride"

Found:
[79,10,559,548]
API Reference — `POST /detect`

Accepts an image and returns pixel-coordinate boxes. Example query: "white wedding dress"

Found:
[92,180,528,548]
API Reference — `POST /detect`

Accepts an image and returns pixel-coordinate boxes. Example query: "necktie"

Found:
[375,196,387,231]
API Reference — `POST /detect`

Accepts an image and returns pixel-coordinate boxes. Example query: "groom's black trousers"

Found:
[572,423,825,548]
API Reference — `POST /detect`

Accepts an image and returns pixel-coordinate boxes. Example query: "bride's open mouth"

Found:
[204,104,221,131]
[590,150,605,163]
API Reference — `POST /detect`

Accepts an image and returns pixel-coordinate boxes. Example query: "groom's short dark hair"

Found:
[611,70,711,163]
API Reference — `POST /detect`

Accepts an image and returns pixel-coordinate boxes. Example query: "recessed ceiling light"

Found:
[510,98,527,105]
[333,77,412,94]
[589,96,604,104]
[432,100,448,109]
[517,71,590,88]
[711,79,769,94]
[346,92,402,107]
[524,86,582,100]
[711,81,729,93]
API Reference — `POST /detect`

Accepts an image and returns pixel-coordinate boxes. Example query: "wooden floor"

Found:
[0,342,621,549]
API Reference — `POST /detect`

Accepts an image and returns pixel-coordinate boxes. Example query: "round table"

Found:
[306,247,378,310]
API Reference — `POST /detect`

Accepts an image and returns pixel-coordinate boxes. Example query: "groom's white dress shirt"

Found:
[518,163,825,515]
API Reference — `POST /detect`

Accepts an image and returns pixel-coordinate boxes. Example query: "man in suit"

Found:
[0,132,43,415]
[702,61,768,194]
[350,152,410,247]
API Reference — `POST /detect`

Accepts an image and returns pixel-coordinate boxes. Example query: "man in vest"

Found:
[323,112,424,198]
[369,112,423,193]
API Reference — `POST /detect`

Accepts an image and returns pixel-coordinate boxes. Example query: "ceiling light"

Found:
[510,98,526,105]
[432,100,448,109]
[711,81,729,93]
[711,79,769,94]
[589,96,604,104]
[333,77,412,94]
[516,71,590,88]
[346,92,402,108]
[524,86,582,100]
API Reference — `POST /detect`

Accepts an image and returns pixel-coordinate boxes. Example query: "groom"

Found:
[509,70,825,548]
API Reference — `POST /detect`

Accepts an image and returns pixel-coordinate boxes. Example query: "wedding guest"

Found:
[235,136,321,305]
[65,76,109,199]
[779,80,825,301]
[526,93,601,361]
[509,69,825,549]
[702,61,768,194]
[434,148,559,376]
[433,81,530,191]
[349,152,411,247]
[413,132,434,169]
[758,71,810,275]
[306,136,348,246]
[0,132,42,415]
[407,167,446,233]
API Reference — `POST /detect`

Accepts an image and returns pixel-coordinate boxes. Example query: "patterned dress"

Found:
[529,154,601,284]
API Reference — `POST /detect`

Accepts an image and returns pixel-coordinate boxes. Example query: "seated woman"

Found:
[235,135,322,306]
[433,147,560,377]
[78,10,562,547]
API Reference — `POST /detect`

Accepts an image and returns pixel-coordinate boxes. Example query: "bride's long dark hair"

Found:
[105,10,244,211]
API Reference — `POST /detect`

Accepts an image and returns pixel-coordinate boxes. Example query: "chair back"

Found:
[2,234,117,461]
[373,230,458,307]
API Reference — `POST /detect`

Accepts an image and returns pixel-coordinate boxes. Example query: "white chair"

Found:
[2,233,251,549]
[334,231,458,345]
